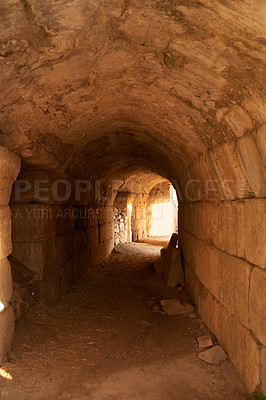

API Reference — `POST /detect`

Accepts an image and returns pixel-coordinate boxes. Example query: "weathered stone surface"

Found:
[237,136,266,198]
[160,299,194,316]
[160,247,168,258]
[217,251,251,328]
[0,258,13,308]
[197,335,213,349]
[260,346,266,394]
[0,207,12,260]
[11,204,75,243]
[217,305,260,393]
[0,147,21,206]
[164,247,185,288]
[256,124,266,167]
[198,346,227,364]
[0,306,15,364]
[224,106,253,138]
[244,199,266,268]
[249,267,266,347]
[12,233,74,279]
[168,233,178,248]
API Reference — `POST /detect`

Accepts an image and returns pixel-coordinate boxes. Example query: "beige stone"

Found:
[0,258,13,308]
[260,345,266,394]
[12,233,74,279]
[244,199,266,268]
[198,345,227,364]
[197,335,213,349]
[249,267,266,347]
[224,106,253,137]
[0,306,15,364]
[256,124,266,167]
[164,247,185,287]
[0,207,12,260]
[160,299,194,315]
[237,136,266,198]
[217,305,260,393]
[0,147,21,206]
[217,251,251,328]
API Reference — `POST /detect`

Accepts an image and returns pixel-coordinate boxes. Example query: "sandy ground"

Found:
[0,242,249,400]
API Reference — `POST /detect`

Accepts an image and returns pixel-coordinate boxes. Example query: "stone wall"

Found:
[179,198,266,391]
[10,172,114,308]
[0,146,20,364]
[113,191,129,245]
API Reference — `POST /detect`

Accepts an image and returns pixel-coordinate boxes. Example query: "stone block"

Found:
[36,269,61,307]
[0,147,21,206]
[201,202,218,245]
[164,247,185,287]
[168,233,178,248]
[160,298,194,315]
[198,345,227,364]
[160,246,168,258]
[217,251,251,328]
[237,136,266,197]
[12,233,74,279]
[0,306,15,364]
[217,305,260,393]
[197,335,213,349]
[11,204,56,242]
[10,169,69,205]
[244,199,266,268]
[210,142,248,200]
[260,346,266,394]
[256,124,266,166]
[224,105,253,137]
[0,207,12,260]
[249,267,266,347]
[0,258,13,308]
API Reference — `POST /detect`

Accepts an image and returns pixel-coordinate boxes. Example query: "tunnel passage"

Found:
[0,0,266,394]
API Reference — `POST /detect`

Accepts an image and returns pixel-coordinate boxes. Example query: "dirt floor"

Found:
[0,242,250,400]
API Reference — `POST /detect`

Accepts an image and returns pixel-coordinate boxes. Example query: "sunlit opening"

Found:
[150,202,176,236]
[0,368,12,380]
[127,204,132,212]
[0,302,4,312]
[149,185,177,237]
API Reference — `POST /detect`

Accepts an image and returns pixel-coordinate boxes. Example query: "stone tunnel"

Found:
[0,0,265,397]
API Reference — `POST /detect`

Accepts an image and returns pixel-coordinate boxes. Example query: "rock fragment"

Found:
[198,345,228,364]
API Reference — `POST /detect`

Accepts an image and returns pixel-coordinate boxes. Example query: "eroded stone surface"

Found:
[198,346,227,364]
[0,306,15,364]
[160,299,194,315]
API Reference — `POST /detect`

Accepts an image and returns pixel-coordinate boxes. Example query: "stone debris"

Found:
[198,345,228,364]
[160,298,194,315]
[154,246,185,287]
[197,335,213,349]
[164,247,185,287]
[160,246,168,258]
[168,233,179,248]
[189,312,197,319]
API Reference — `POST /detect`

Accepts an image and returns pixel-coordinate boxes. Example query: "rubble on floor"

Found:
[160,298,194,315]
[198,346,228,364]
[197,335,213,349]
